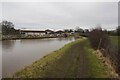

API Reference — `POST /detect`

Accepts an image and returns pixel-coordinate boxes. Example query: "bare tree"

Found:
[1,20,20,35]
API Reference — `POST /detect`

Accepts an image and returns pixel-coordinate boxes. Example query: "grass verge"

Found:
[82,39,109,78]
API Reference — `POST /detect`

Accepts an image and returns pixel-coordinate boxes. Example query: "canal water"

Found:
[2,38,74,78]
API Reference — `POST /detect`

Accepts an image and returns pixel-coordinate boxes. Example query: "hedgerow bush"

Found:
[88,27,109,50]
[88,27,120,76]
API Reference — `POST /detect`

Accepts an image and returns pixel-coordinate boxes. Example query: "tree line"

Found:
[0,20,120,36]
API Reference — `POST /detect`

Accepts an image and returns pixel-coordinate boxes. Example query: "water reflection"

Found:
[2,40,15,51]
[57,37,73,41]
[2,38,74,78]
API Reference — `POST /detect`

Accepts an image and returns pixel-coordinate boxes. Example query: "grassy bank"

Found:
[82,40,109,77]
[13,38,110,78]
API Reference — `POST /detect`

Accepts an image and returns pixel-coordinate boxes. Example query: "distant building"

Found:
[55,30,65,36]
[45,29,55,37]
[20,30,46,36]
[45,29,54,34]
[20,29,67,37]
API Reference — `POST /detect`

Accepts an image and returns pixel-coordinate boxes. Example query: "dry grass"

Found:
[94,50,119,78]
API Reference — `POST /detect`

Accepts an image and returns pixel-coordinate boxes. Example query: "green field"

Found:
[13,38,110,78]
[110,36,119,47]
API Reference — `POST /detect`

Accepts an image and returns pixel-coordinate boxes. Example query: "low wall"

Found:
[2,34,75,40]
[2,35,57,40]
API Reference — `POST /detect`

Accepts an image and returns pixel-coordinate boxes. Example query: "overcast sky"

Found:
[2,2,118,30]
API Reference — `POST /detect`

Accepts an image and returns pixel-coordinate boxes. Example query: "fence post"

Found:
[97,38,102,50]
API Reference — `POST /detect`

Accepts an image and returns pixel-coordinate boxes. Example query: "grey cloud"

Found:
[2,2,118,30]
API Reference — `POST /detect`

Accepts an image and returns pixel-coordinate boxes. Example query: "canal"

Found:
[2,38,74,78]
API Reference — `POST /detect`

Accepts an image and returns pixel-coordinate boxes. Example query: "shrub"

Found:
[88,27,109,50]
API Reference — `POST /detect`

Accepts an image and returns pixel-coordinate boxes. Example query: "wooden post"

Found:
[97,38,102,50]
